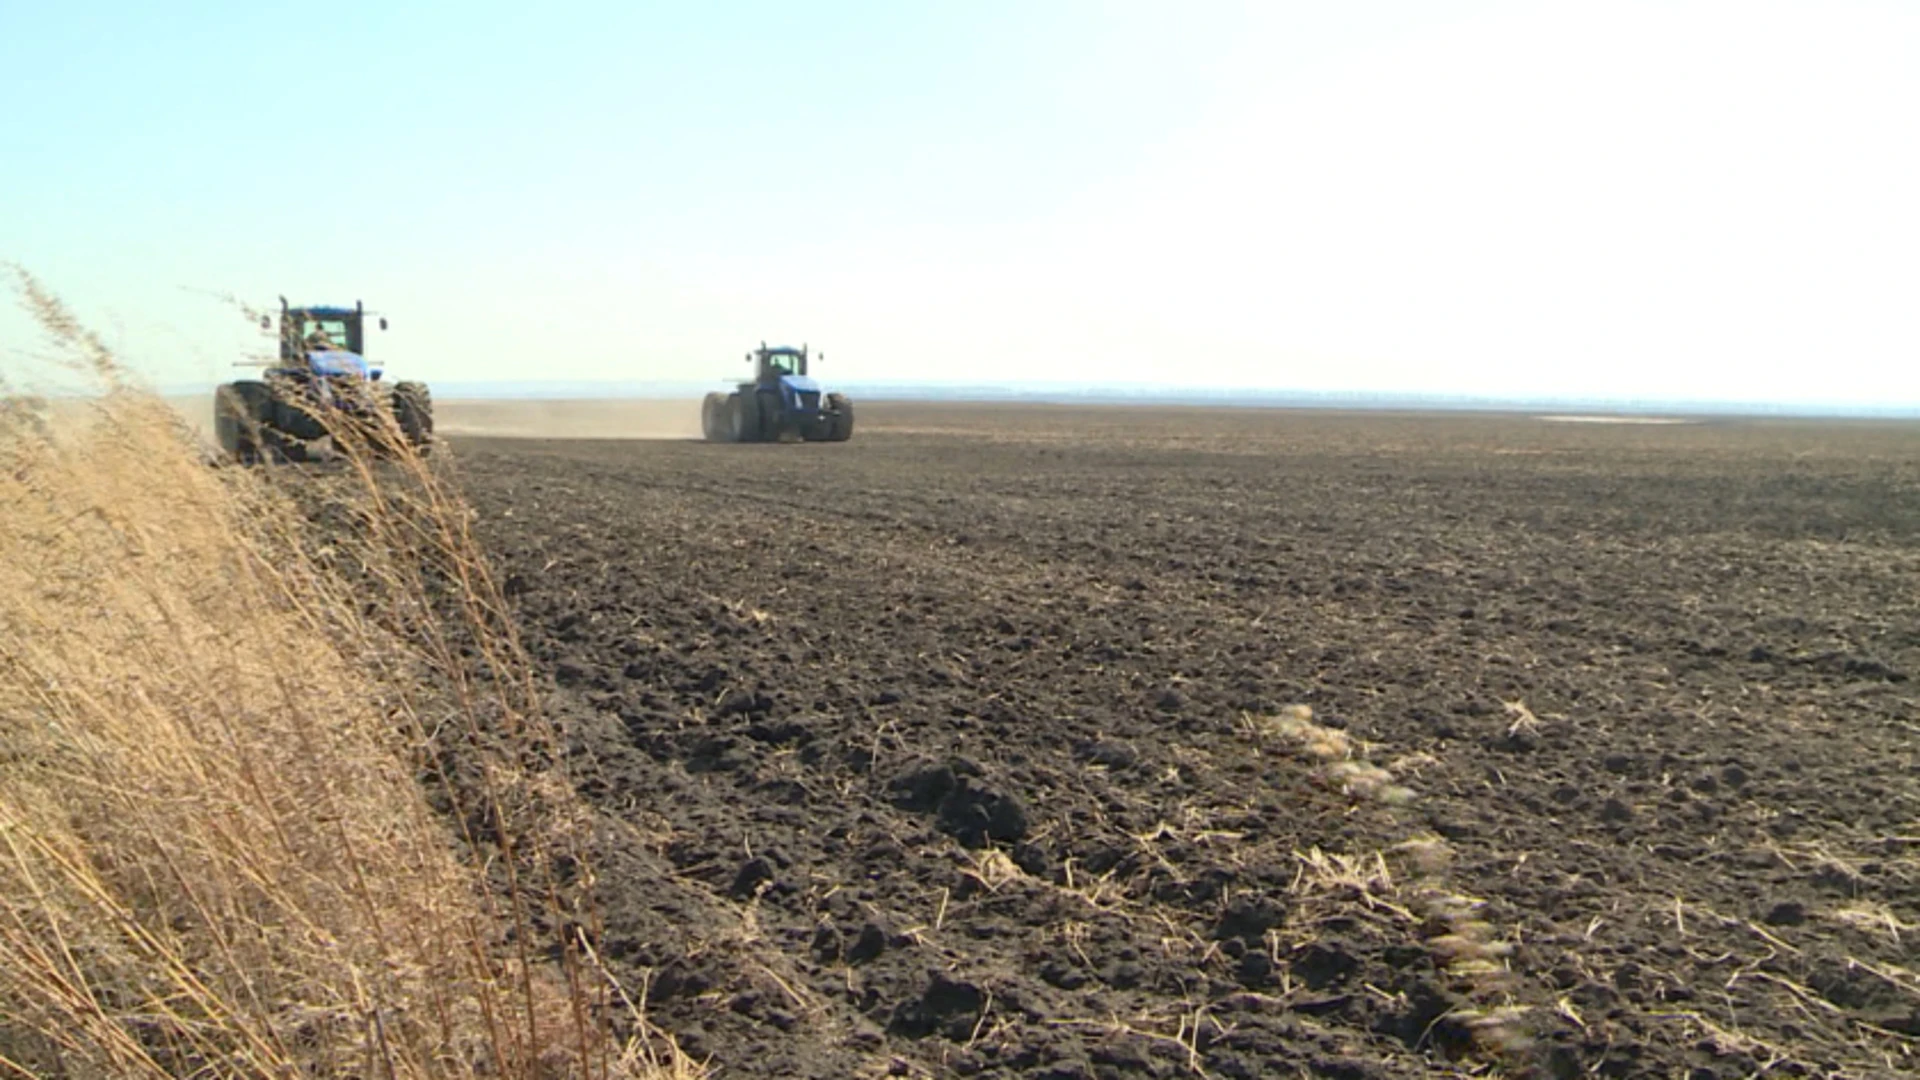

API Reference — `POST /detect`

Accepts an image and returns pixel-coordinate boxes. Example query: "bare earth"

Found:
[414,401,1920,1079]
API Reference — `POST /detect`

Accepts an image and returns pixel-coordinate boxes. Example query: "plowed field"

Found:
[451,404,1920,1079]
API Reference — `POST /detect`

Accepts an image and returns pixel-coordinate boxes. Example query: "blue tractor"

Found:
[702,343,853,443]
[213,297,433,463]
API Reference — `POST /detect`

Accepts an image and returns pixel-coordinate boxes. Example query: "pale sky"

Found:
[3,1,1916,406]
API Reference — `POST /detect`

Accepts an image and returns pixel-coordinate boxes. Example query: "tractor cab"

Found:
[751,344,811,384]
[271,297,388,380]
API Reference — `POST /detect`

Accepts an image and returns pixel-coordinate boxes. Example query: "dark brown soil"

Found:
[451,404,1920,1079]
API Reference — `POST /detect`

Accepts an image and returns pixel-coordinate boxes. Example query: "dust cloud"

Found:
[434,399,701,440]
[1534,414,1694,425]
[159,396,705,443]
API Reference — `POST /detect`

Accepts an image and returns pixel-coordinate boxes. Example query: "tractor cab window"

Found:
[764,353,800,376]
[303,318,351,351]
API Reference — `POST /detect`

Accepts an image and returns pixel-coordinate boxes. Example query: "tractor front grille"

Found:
[797,390,822,412]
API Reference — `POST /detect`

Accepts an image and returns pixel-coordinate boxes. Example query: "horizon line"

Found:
[115,378,1920,420]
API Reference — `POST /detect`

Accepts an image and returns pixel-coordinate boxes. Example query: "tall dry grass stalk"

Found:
[0,270,691,1078]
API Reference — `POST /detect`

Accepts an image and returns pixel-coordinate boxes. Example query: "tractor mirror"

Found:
[379,317,388,330]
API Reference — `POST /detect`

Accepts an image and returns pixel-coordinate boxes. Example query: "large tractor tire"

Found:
[214,381,274,464]
[391,381,433,452]
[826,394,854,442]
[702,391,730,442]
[271,385,328,442]
[728,391,762,443]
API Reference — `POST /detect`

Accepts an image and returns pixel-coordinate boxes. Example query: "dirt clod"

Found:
[1215,896,1287,942]
[888,972,986,1040]
[1762,900,1808,926]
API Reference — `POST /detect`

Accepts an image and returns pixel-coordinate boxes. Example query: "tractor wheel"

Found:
[702,392,730,442]
[729,392,761,443]
[271,383,328,441]
[392,381,433,452]
[827,394,854,442]
[214,381,274,464]
[758,389,786,442]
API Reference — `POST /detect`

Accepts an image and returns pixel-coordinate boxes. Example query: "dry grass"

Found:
[1828,900,1917,945]
[0,269,696,1078]
[1245,705,1536,1061]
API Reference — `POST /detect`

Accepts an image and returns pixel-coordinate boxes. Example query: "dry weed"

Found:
[0,268,695,1078]
[1248,706,1535,1061]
